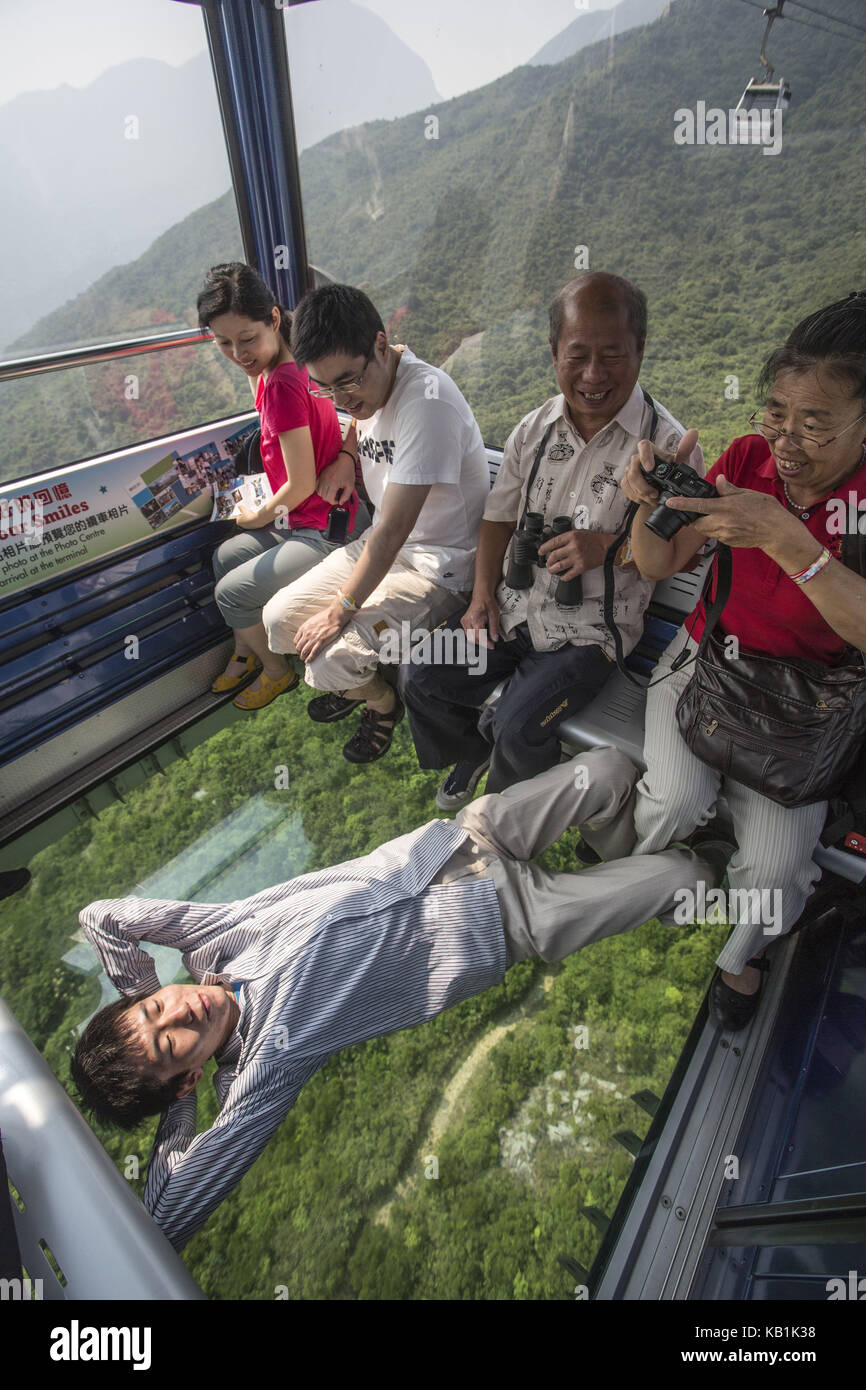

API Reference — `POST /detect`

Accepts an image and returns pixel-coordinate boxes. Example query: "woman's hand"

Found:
[235,504,267,529]
[665,475,790,549]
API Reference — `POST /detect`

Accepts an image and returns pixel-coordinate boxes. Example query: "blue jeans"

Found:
[399,611,615,793]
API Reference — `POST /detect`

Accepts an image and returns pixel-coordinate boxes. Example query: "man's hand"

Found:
[316,452,356,504]
[665,474,788,549]
[235,504,267,529]
[620,428,701,507]
[461,593,501,649]
[538,528,615,580]
[294,602,353,663]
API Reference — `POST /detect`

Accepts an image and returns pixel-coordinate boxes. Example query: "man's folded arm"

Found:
[144,1063,317,1251]
[79,896,227,997]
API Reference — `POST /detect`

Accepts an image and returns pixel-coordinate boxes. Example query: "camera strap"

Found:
[601,389,680,686]
[516,422,556,531]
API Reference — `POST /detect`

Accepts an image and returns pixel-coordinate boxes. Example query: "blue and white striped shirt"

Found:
[80,819,505,1250]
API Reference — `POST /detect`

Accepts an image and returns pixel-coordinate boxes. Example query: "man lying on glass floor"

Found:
[71,747,726,1252]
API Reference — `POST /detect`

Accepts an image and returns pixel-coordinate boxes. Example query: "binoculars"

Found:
[505,513,582,606]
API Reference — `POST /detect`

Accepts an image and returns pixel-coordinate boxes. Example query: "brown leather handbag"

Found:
[674,536,866,807]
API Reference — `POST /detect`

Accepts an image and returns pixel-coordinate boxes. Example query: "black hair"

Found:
[70,995,186,1130]
[289,283,385,368]
[757,291,866,407]
[197,262,292,348]
[548,272,648,352]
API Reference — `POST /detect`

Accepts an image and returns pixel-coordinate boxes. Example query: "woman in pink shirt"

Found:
[197,263,366,709]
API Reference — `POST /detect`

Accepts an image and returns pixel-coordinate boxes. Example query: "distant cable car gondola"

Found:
[732,1,791,146]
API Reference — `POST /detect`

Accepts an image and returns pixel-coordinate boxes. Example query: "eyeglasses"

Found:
[749,409,866,451]
[308,351,374,401]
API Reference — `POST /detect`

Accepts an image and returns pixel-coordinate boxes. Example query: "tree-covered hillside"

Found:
[3,0,865,485]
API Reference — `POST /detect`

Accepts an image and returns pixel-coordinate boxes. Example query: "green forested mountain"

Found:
[3,0,865,486]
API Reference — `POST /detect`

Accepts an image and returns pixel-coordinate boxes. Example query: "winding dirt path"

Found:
[373,969,557,1226]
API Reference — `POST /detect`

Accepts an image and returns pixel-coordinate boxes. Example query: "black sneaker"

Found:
[308,691,365,723]
[342,695,405,764]
[435,757,491,811]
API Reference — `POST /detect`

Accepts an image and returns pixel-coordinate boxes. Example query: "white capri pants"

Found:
[633,626,826,974]
[262,535,467,692]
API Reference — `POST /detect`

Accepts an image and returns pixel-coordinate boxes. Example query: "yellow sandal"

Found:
[211,652,262,693]
[233,667,299,710]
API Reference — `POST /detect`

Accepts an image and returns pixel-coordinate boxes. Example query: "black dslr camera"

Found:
[505,512,582,606]
[639,457,718,541]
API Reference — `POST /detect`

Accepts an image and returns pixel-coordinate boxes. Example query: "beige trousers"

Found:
[435,747,719,968]
[262,536,467,691]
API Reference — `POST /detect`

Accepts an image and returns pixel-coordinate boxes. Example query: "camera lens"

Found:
[644,502,689,542]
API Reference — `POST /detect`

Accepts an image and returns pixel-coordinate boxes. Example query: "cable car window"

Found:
[0,0,247,482]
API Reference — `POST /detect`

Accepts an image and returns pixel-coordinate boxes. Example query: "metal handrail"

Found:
[0,328,212,383]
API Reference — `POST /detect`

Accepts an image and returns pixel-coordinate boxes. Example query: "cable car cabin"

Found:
[1,0,866,1309]
[731,77,791,145]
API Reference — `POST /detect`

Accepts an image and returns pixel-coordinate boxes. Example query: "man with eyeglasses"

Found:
[261,284,489,763]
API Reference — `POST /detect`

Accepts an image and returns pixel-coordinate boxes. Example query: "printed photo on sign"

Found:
[221,422,258,462]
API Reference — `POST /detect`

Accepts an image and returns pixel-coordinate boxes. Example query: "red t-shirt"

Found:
[686,434,866,662]
[255,361,357,531]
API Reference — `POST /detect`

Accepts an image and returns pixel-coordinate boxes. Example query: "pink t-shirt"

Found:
[255,361,357,531]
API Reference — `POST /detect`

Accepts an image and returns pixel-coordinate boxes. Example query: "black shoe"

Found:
[435,757,491,811]
[0,868,31,901]
[342,695,405,764]
[691,838,736,888]
[308,691,365,723]
[574,837,603,867]
[709,956,770,1031]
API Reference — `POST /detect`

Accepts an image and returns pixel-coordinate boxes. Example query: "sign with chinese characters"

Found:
[0,415,257,600]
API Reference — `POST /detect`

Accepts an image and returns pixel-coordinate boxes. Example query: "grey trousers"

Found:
[213,526,339,630]
[434,747,720,968]
[634,627,826,974]
[213,504,371,630]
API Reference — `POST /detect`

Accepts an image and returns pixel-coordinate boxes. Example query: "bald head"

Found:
[549,273,647,355]
[547,272,646,439]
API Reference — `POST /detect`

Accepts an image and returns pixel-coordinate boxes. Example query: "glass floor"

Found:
[0,685,727,1300]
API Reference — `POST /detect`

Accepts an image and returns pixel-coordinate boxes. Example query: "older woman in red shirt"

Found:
[621,293,866,1029]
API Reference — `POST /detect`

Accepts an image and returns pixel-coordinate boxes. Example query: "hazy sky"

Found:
[0,0,620,106]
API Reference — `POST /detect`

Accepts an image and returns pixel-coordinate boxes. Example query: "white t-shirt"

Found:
[356,347,489,591]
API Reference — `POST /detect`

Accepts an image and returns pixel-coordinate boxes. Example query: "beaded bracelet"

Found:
[788,548,831,586]
[337,588,358,611]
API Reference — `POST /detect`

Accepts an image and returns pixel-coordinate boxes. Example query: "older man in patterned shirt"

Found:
[71,747,722,1252]
[401,271,703,809]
